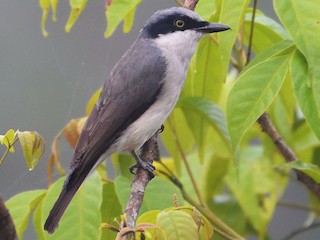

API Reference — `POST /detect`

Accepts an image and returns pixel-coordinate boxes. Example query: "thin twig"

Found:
[246,0,258,63]
[281,223,320,240]
[183,0,199,10]
[277,201,320,215]
[167,118,205,206]
[258,114,320,199]
[175,0,184,7]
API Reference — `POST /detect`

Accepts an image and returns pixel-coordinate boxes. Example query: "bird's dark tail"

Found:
[44,171,86,234]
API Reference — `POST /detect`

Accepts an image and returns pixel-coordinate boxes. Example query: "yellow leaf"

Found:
[17,131,45,170]
[39,0,50,37]
[47,130,66,186]
[63,118,82,148]
[154,157,175,178]
[50,0,59,21]
[86,88,102,116]
[3,129,16,153]
[65,0,88,32]
[77,117,87,133]
[157,210,199,240]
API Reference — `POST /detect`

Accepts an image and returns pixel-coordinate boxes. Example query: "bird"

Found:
[44,6,230,233]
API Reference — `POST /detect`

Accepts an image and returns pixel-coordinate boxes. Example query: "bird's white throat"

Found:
[154,30,202,67]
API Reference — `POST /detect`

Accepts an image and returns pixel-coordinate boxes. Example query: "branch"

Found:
[258,113,320,199]
[281,223,320,240]
[183,0,199,11]
[125,133,159,229]
[0,195,17,240]
[117,133,159,239]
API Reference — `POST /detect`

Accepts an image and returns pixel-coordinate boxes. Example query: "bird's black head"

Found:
[140,7,230,39]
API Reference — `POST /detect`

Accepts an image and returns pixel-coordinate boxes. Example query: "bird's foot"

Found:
[158,124,165,133]
[130,151,155,179]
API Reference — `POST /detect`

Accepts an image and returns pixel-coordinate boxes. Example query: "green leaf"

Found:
[123,5,137,33]
[244,13,290,53]
[192,36,225,102]
[292,122,319,153]
[194,1,216,20]
[291,50,320,140]
[65,0,88,32]
[162,108,194,175]
[33,199,46,240]
[100,182,122,240]
[200,153,230,201]
[214,0,251,81]
[17,131,45,170]
[209,199,248,236]
[104,0,142,38]
[178,97,231,148]
[183,36,226,160]
[287,160,320,183]
[114,176,184,215]
[227,55,290,149]
[274,0,320,113]
[244,40,295,73]
[1,129,16,153]
[42,172,103,239]
[157,210,198,240]
[269,72,295,140]
[225,146,287,237]
[111,153,135,179]
[6,190,46,239]
[274,0,320,139]
[137,210,161,225]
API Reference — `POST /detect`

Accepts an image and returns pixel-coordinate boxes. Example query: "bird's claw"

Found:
[158,124,165,133]
[129,161,155,179]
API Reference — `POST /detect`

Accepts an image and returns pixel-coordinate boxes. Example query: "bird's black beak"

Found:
[195,22,230,33]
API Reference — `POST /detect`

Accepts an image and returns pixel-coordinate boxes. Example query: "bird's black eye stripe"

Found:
[142,13,208,38]
[174,19,185,28]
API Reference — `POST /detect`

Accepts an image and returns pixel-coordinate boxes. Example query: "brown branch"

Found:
[258,113,320,199]
[0,195,17,240]
[117,133,159,239]
[183,0,199,11]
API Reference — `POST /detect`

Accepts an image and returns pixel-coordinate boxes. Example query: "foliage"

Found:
[2,0,320,239]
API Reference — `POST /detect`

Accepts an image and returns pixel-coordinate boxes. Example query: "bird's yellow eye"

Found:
[174,19,185,28]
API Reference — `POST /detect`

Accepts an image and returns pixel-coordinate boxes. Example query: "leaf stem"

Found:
[281,223,320,240]
[277,200,320,214]
[167,118,205,206]
[0,136,19,166]
[175,0,184,7]
[246,0,258,63]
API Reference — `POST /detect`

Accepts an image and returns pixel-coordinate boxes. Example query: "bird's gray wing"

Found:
[44,39,166,233]
[69,39,166,181]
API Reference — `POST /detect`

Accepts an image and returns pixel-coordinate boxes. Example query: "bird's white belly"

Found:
[113,72,185,153]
